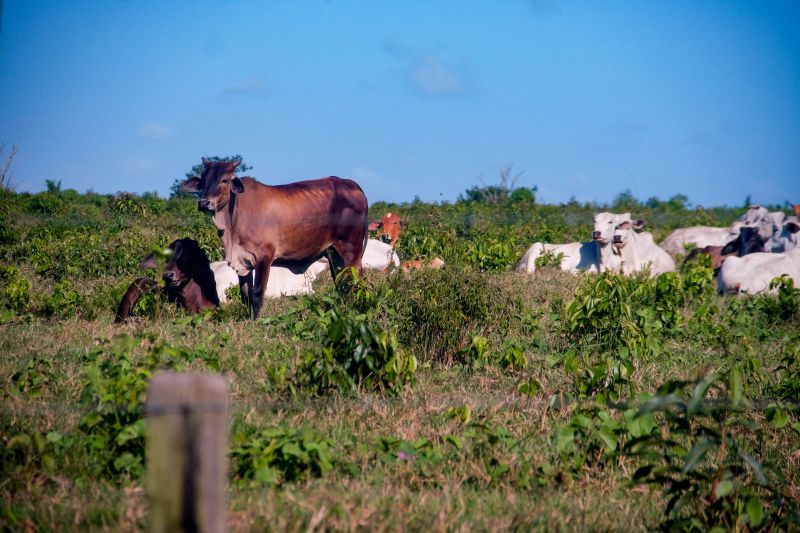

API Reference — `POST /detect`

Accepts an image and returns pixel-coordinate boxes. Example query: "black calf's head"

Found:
[721,227,767,257]
[139,238,211,287]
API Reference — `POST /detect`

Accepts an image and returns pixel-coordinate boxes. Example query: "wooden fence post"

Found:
[147,372,229,533]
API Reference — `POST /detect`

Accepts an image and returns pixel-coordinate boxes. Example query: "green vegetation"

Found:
[1,186,798,531]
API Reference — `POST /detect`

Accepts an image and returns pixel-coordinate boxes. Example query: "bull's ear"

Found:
[368,221,381,231]
[231,177,245,193]
[139,253,158,269]
[633,219,646,229]
[786,220,800,234]
[179,176,203,193]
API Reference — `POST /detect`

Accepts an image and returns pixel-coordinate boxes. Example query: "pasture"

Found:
[1,185,798,531]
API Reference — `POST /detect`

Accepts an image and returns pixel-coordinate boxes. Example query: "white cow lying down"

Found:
[659,204,769,255]
[612,219,676,277]
[361,239,400,271]
[211,238,399,301]
[717,248,800,295]
[517,212,629,274]
[770,216,800,253]
[211,259,329,301]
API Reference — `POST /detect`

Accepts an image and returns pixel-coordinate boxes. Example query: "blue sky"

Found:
[1,0,798,207]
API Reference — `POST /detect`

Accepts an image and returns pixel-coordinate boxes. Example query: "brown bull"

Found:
[180,159,368,318]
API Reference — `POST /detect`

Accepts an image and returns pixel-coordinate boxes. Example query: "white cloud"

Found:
[138,121,174,141]
[412,55,462,96]
[223,77,266,95]
[122,157,158,175]
[382,36,465,97]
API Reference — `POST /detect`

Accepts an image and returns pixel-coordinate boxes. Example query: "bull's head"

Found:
[612,218,646,248]
[179,158,244,213]
[592,212,630,244]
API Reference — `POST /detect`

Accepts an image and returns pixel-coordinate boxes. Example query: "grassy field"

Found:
[1,186,799,531]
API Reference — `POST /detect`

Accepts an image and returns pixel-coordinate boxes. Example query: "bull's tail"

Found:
[115,277,159,323]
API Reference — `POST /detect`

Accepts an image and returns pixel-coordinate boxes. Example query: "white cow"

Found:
[517,212,630,274]
[659,205,770,255]
[769,216,800,252]
[612,219,676,277]
[718,248,800,295]
[361,238,400,271]
[210,259,328,301]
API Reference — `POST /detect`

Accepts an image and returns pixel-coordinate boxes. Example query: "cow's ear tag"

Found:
[231,177,245,193]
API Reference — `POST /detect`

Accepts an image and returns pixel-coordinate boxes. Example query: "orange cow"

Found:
[400,257,445,272]
[369,212,404,247]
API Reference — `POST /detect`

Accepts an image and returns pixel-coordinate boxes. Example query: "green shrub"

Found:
[533,248,564,269]
[627,368,798,530]
[230,423,335,486]
[78,334,224,479]
[467,241,515,271]
[386,267,496,363]
[295,295,416,396]
[0,265,31,317]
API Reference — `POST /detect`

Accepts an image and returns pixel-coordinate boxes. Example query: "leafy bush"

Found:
[627,368,799,530]
[0,265,31,317]
[230,423,334,486]
[78,334,225,478]
[533,249,564,269]
[295,294,416,396]
[386,267,496,363]
[467,241,515,271]
[564,272,647,354]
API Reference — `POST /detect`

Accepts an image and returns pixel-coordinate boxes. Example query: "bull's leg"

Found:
[251,257,272,319]
[238,272,253,313]
[325,246,345,284]
[331,240,364,294]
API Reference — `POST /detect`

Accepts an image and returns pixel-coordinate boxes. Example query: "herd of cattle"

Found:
[517,204,800,294]
[114,160,799,322]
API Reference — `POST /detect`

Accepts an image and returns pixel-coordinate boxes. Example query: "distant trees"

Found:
[169,155,252,198]
[460,164,537,205]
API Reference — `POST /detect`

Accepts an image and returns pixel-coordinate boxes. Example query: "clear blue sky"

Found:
[1,0,798,207]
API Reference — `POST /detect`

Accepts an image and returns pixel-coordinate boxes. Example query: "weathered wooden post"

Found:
[147,372,229,533]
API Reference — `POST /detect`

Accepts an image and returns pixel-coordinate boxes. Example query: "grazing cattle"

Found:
[718,248,800,295]
[361,239,400,271]
[180,159,369,318]
[684,226,769,271]
[517,212,629,274]
[369,212,404,247]
[400,257,445,272]
[659,204,770,255]
[612,219,676,277]
[769,216,800,253]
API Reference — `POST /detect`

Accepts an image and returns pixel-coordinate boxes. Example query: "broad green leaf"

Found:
[682,439,713,473]
[714,479,733,498]
[746,496,764,528]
